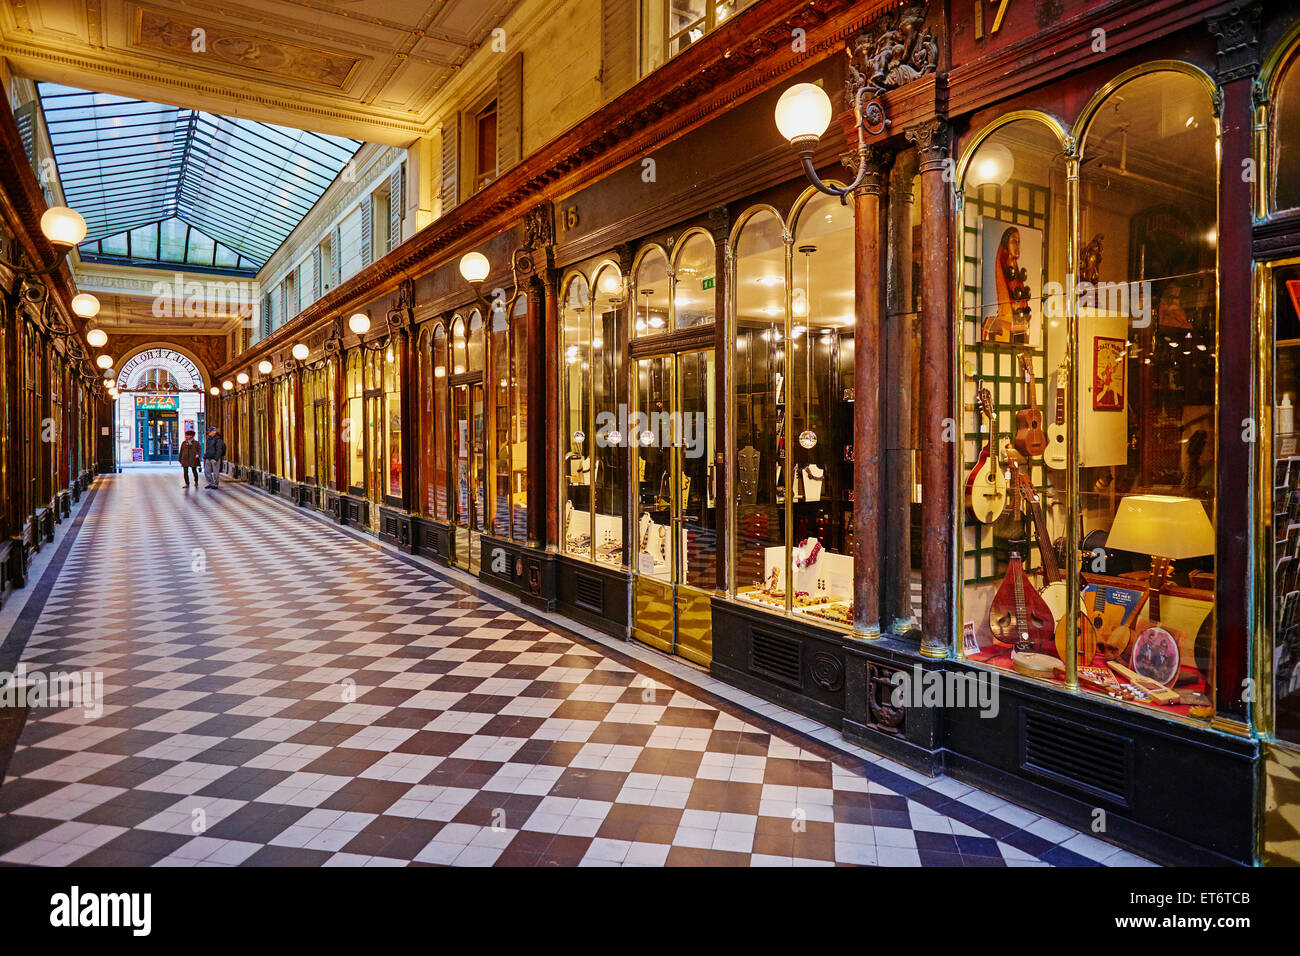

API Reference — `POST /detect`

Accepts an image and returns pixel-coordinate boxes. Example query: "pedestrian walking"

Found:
[179,428,202,488]
[203,426,227,489]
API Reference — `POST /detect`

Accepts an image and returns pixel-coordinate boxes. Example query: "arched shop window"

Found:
[731,206,788,607]
[1272,40,1300,212]
[432,324,449,519]
[672,231,715,329]
[383,343,401,500]
[561,264,627,565]
[365,348,384,505]
[418,326,437,516]
[561,273,595,560]
[958,69,1220,724]
[509,296,529,541]
[277,374,295,479]
[346,349,364,492]
[730,190,855,628]
[451,316,468,375]
[468,309,485,372]
[632,245,669,337]
[488,296,529,542]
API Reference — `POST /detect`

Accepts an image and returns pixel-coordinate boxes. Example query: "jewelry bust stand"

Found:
[802,464,824,502]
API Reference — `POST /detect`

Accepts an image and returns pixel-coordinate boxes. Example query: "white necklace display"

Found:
[802,464,824,502]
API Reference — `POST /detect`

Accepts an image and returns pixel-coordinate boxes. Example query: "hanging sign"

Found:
[135,395,180,410]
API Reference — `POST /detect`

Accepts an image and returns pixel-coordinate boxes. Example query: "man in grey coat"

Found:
[203,426,227,489]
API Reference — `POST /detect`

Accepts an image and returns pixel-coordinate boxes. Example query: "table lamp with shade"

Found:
[1105,494,1215,621]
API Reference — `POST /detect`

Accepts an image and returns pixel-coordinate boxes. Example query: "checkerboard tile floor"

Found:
[0,473,1152,867]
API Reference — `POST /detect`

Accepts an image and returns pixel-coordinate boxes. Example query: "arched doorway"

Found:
[112,347,209,466]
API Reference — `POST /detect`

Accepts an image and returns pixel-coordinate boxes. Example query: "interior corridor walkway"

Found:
[0,472,1151,867]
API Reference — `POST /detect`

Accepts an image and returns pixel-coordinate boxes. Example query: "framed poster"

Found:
[980,218,1043,346]
[1092,336,1127,411]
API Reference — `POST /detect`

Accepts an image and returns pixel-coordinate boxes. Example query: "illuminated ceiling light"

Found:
[348,312,371,335]
[291,343,309,360]
[774,83,833,146]
[71,293,100,318]
[40,206,87,246]
[458,252,490,283]
[968,142,1014,188]
[258,360,272,374]
[85,328,108,348]
[236,372,249,384]
[95,354,113,369]
[599,274,621,295]
[210,386,220,395]
[102,378,113,388]
[222,380,234,390]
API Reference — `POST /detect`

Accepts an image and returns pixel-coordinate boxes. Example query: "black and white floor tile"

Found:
[0,472,1151,867]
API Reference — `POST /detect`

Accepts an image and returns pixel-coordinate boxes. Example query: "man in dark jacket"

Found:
[203,426,227,489]
[179,428,202,489]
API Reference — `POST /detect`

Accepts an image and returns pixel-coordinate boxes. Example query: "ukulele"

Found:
[988,551,1056,653]
[965,388,1009,524]
[1044,362,1068,470]
[1014,353,1048,458]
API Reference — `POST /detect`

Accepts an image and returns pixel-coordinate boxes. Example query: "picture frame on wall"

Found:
[1093,336,1127,411]
[980,217,1043,346]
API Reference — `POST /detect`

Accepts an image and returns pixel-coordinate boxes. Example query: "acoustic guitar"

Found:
[1043,361,1068,470]
[1014,353,1048,458]
[965,388,1009,524]
[1008,464,1069,620]
[988,551,1056,653]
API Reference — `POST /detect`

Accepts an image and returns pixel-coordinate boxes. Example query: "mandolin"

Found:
[989,551,1056,654]
[1044,362,1068,470]
[1014,353,1048,458]
[965,388,1009,524]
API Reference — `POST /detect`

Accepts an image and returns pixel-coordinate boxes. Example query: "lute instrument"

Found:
[988,550,1056,654]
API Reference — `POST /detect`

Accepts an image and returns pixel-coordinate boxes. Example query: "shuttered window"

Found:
[359,195,373,267]
[496,53,523,174]
[440,119,459,215]
[389,164,404,249]
[602,0,638,97]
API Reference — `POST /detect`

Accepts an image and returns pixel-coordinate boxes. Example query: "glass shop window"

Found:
[731,194,855,627]
[1269,261,1300,744]
[488,296,529,541]
[365,349,385,505]
[633,247,670,337]
[510,295,529,541]
[673,231,716,329]
[346,350,365,491]
[433,325,449,519]
[303,369,318,485]
[561,265,628,565]
[1273,45,1300,212]
[958,72,1220,724]
[384,344,402,499]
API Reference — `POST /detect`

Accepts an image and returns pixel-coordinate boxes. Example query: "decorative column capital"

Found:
[842,147,891,197]
[905,119,949,173]
[1207,2,1262,84]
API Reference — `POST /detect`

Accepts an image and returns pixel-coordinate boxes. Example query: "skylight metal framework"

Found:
[38,83,361,269]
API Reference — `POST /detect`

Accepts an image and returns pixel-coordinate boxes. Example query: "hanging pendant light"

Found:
[797,244,817,450]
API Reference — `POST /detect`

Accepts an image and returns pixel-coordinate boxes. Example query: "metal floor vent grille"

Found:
[750,630,801,687]
[574,573,603,614]
[1021,707,1132,806]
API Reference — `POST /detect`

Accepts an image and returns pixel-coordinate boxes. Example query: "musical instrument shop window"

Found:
[731,188,855,628]
[957,68,1219,723]
[490,295,529,543]
[561,262,628,567]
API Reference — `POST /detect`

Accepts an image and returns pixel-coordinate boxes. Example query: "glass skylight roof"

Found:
[38,83,361,269]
